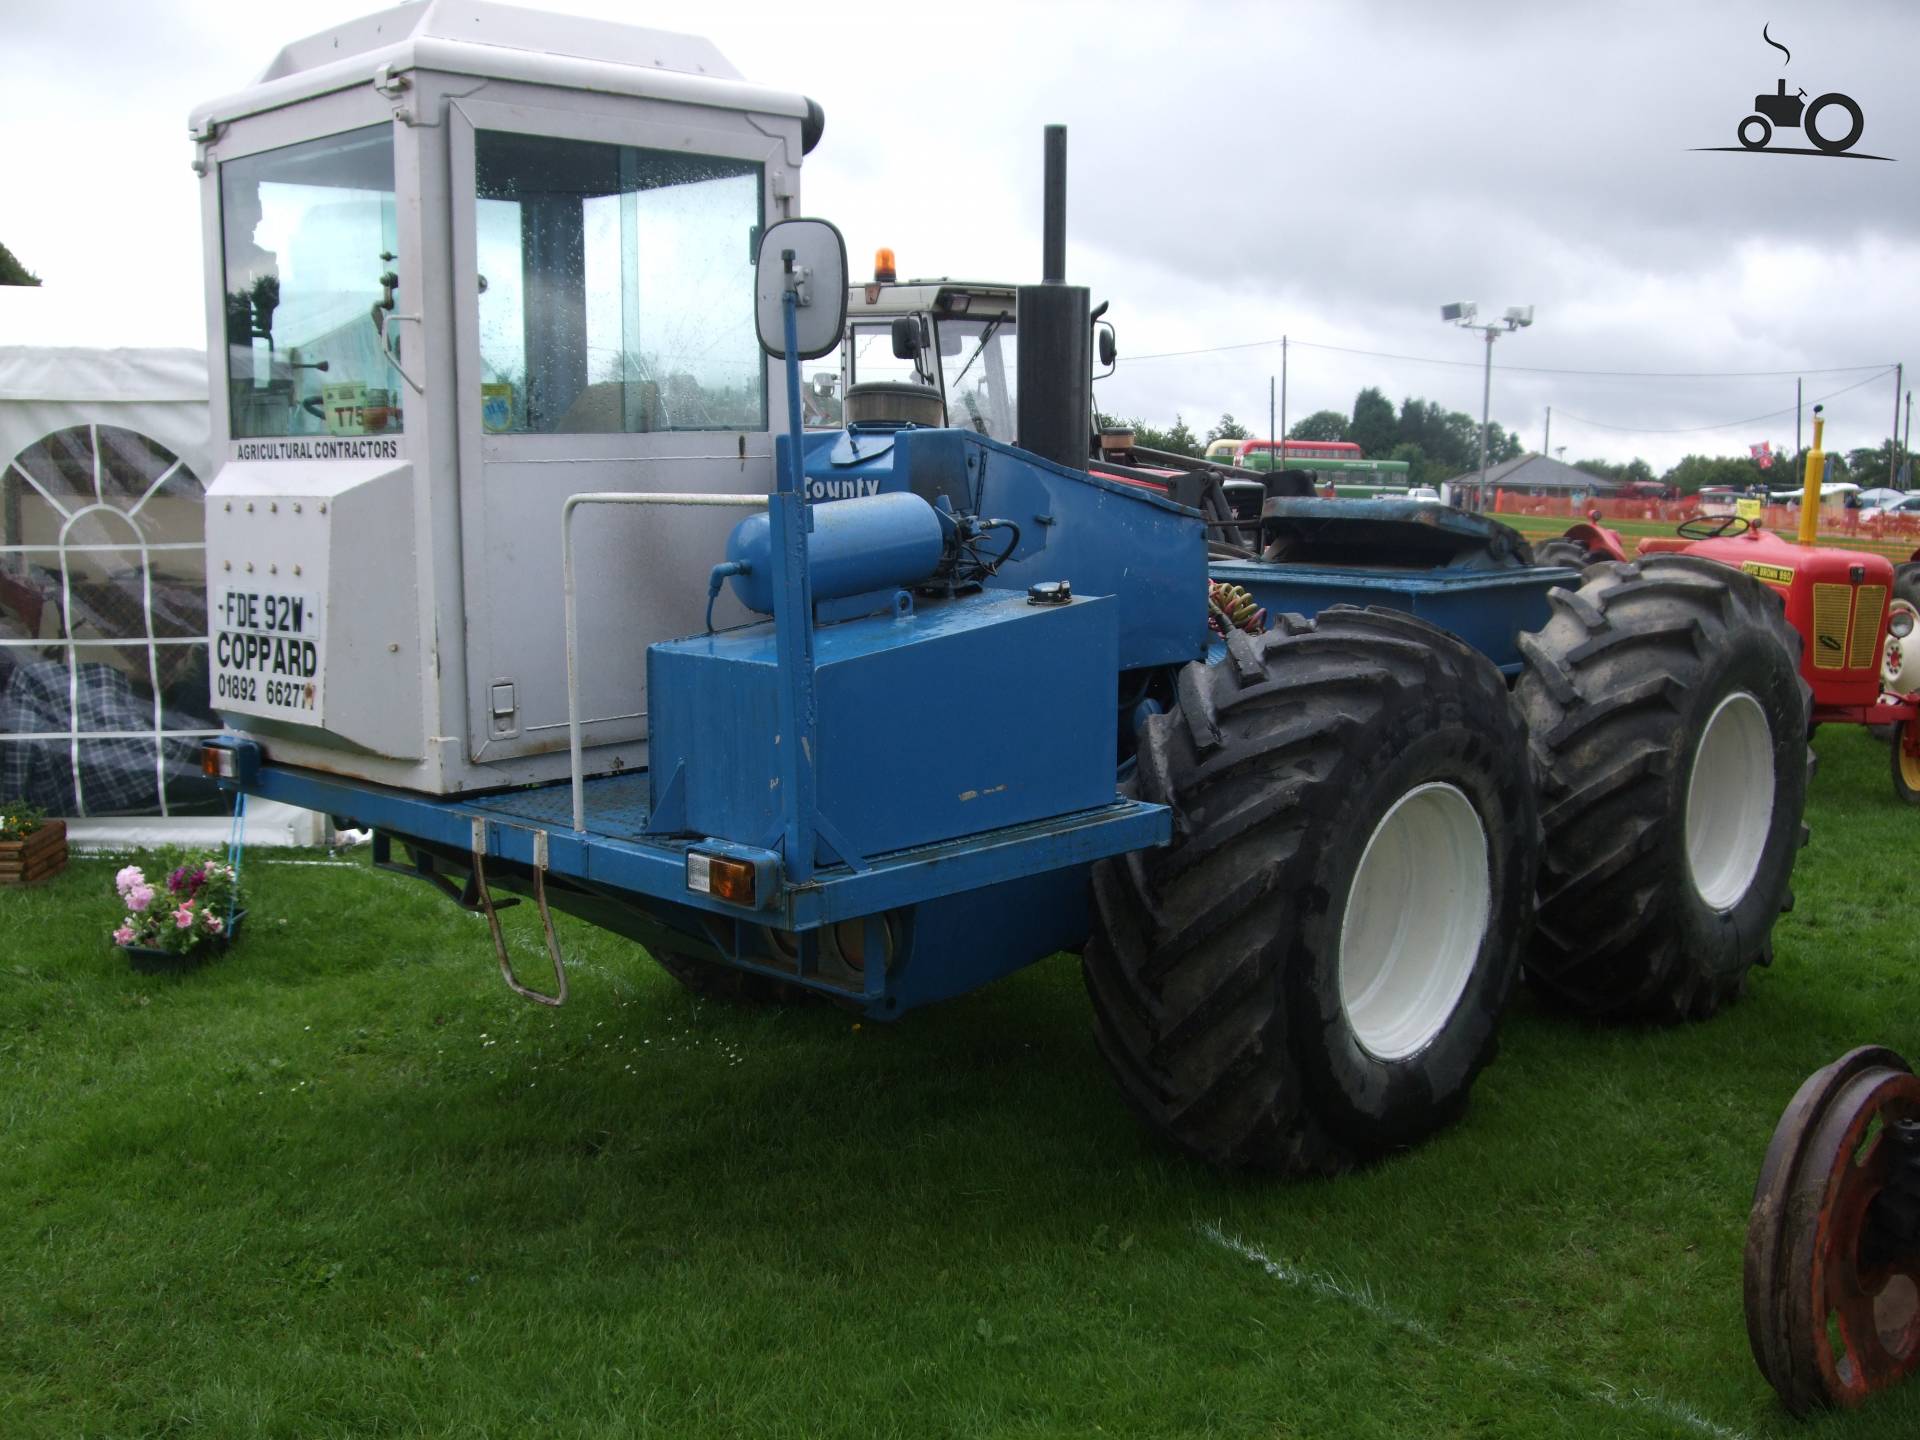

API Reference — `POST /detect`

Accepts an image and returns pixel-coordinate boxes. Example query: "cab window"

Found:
[220,126,403,439]
[847,322,923,389]
[473,131,763,434]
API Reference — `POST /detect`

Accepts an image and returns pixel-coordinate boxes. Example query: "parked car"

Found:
[1854,486,1906,510]
[1862,494,1920,523]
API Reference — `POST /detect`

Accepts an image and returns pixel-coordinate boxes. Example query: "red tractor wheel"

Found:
[1746,1047,1920,1414]
[1894,719,1920,806]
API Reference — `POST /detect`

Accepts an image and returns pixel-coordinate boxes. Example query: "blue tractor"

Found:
[197,5,1810,1173]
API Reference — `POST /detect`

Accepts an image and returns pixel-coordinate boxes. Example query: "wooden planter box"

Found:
[0,820,67,887]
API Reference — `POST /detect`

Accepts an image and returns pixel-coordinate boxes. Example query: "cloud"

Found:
[3,0,1912,469]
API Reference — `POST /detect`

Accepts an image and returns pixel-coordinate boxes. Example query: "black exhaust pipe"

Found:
[1016,124,1092,471]
[1042,123,1067,284]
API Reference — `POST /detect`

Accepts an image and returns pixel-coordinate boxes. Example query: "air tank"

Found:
[725,491,945,615]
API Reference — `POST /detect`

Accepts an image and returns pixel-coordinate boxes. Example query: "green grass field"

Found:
[4,729,1917,1438]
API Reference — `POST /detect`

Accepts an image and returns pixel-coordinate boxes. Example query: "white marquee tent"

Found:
[0,343,327,847]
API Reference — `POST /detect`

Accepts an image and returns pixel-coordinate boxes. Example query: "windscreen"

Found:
[938,315,1018,443]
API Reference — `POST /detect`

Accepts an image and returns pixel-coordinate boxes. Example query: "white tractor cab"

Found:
[829,274,1019,441]
[193,1,824,795]
[801,256,1117,449]
[791,260,1260,533]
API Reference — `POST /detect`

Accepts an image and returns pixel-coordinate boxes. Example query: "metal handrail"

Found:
[560,491,769,832]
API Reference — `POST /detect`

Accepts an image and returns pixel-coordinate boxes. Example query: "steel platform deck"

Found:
[463,772,655,843]
[230,750,1169,932]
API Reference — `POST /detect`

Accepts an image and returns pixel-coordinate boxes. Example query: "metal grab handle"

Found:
[561,490,769,832]
[471,821,568,1007]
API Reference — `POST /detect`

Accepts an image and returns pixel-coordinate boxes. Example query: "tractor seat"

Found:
[1635,537,1696,556]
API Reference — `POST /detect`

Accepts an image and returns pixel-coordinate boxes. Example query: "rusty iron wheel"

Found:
[1745,1046,1920,1414]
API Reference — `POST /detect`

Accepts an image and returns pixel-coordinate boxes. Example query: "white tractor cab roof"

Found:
[191,0,819,141]
[196,1,825,797]
[808,267,1021,441]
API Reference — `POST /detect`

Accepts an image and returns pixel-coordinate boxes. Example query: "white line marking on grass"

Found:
[1198,1223,1752,1440]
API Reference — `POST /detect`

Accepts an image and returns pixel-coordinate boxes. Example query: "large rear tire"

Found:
[1535,538,1598,570]
[1894,562,1920,612]
[1085,608,1538,1174]
[1516,556,1812,1021]
[1889,564,1920,699]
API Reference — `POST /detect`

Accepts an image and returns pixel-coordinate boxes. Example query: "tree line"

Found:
[1101,387,1913,494]
[1100,386,1524,485]
[0,241,41,287]
[1597,441,1911,496]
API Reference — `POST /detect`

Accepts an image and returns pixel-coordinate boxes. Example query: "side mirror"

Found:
[1096,321,1117,371]
[755,219,848,361]
[890,315,921,360]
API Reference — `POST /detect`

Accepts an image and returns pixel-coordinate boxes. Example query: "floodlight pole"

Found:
[1441,305,1532,512]
[1478,328,1494,507]
[1892,362,1904,491]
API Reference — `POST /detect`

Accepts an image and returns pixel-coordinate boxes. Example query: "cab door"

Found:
[447,97,785,767]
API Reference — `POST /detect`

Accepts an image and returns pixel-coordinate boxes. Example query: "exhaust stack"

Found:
[1016,125,1092,470]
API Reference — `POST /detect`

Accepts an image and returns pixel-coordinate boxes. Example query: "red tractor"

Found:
[1539,425,1920,805]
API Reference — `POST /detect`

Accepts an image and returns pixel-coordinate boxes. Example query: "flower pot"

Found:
[0,820,67,887]
[118,909,247,975]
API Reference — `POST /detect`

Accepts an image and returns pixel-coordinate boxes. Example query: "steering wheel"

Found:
[1677,513,1749,540]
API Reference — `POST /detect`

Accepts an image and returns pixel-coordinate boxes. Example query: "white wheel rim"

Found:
[1685,691,1775,911]
[1337,782,1491,1062]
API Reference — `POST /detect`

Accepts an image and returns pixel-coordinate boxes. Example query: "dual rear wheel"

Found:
[653,559,1814,1176]
[1087,556,1811,1171]
[1084,610,1535,1173]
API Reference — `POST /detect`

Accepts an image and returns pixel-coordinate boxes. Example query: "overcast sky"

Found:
[3,0,1913,471]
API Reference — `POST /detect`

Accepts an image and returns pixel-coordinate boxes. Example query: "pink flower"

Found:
[173,905,195,929]
[127,884,155,913]
[115,865,144,898]
[113,924,135,945]
[205,916,224,935]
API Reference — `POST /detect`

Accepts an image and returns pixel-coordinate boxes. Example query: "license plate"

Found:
[212,586,324,721]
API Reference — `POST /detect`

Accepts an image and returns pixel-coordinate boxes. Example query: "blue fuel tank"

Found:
[725,490,944,615]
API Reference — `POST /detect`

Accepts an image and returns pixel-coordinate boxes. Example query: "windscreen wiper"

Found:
[947,313,1010,393]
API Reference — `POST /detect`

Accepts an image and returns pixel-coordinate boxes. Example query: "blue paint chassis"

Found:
[207,342,1575,1022]
[210,737,1168,1016]
[1210,560,1572,676]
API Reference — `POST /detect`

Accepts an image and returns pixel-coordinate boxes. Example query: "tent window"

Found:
[0,424,219,816]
